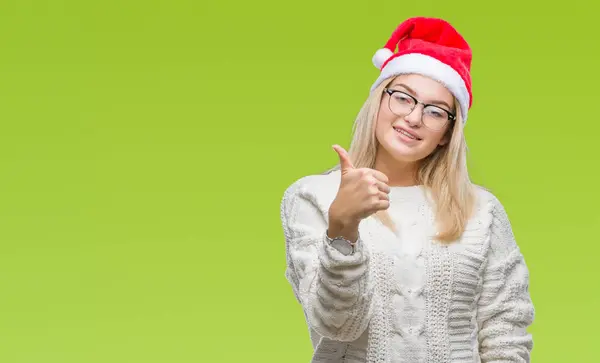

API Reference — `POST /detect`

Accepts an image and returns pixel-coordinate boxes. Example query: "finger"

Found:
[332,144,355,172]
[369,193,389,207]
[375,180,391,194]
[363,175,390,194]
[373,199,390,211]
[378,190,390,202]
[379,202,390,212]
[366,168,389,184]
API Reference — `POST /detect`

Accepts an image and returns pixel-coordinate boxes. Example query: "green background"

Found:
[0,0,597,362]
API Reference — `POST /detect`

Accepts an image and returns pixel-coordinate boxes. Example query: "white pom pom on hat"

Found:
[370,17,473,123]
[372,47,394,69]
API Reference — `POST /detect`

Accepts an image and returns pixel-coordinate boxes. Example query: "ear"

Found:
[438,121,455,146]
[438,132,451,146]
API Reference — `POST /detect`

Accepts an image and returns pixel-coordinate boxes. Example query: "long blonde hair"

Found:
[324,76,477,243]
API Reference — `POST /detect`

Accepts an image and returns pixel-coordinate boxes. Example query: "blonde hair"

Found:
[324,76,477,243]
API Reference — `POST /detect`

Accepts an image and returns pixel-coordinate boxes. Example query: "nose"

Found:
[403,104,423,127]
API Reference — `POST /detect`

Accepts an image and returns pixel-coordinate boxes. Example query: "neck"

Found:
[374,147,420,187]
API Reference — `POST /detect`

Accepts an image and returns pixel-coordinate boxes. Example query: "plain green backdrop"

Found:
[0,0,598,362]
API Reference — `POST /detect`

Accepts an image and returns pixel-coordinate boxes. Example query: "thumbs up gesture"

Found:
[327,145,391,242]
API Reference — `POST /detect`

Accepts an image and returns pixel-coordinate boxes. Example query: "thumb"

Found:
[332,144,354,172]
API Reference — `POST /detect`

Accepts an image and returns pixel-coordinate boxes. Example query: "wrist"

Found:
[327,217,360,243]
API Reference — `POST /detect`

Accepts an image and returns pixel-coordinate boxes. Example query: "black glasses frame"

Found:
[383,88,456,128]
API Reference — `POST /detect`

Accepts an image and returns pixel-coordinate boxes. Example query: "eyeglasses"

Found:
[384,88,456,131]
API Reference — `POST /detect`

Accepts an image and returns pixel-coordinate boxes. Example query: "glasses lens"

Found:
[389,91,416,116]
[422,106,450,130]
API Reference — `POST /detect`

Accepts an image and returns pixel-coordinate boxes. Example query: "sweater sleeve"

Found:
[280,177,375,342]
[476,196,535,363]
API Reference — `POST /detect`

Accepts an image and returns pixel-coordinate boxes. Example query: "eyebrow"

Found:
[389,82,454,111]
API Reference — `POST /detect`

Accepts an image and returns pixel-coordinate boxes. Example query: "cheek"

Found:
[426,131,444,144]
[422,127,450,147]
[375,117,396,144]
[376,104,395,129]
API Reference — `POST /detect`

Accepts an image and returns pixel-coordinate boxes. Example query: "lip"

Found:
[393,126,422,141]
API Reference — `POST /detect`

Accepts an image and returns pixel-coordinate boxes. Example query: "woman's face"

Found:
[374,74,456,164]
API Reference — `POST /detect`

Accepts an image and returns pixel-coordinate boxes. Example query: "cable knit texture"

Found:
[280,170,534,363]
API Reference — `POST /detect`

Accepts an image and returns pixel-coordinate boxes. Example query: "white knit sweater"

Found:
[280,169,534,363]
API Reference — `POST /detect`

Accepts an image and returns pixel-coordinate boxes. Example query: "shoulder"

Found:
[280,168,341,218]
[471,185,520,252]
[472,185,508,219]
[281,168,341,204]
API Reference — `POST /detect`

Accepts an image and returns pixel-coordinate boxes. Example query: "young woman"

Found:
[280,17,534,363]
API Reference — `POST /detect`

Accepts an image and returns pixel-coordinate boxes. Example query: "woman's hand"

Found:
[327,145,390,242]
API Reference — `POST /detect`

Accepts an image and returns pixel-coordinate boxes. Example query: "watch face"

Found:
[331,238,353,255]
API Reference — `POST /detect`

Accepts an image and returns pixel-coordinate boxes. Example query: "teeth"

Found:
[395,128,417,139]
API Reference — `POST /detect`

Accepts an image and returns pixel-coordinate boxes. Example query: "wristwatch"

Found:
[325,230,358,256]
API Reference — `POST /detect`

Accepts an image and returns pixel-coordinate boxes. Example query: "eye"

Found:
[424,106,447,120]
[392,92,414,104]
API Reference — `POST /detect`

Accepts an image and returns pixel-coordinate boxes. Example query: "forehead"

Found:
[389,74,454,105]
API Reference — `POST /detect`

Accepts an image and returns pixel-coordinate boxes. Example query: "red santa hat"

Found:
[370,17,473,122]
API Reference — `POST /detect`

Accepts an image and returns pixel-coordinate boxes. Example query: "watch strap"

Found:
[325,230,358,255]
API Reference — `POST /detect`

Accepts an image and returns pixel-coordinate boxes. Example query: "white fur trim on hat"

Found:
[370,53,470,122]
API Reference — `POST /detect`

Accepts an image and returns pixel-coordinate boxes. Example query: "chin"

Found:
[383,140,431,164]
[389,150,425,163]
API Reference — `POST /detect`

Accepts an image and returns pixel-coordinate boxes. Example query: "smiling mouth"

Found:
[393,127,422,141]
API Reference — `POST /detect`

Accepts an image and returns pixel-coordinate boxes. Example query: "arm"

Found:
[280,178,375,342]
[477,196,535,362]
